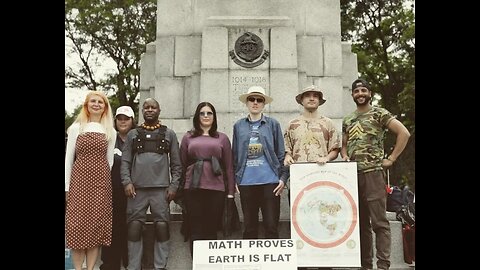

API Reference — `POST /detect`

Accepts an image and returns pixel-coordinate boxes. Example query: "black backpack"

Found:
[387,185,414,212]
[396,202,415,227]
[387,185,415,227]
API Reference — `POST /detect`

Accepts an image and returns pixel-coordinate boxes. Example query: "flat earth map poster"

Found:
[290,162,360,267]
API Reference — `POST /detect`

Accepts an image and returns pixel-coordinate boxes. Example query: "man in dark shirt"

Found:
[121,98,182,270]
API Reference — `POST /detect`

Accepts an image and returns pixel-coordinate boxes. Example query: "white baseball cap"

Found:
[115,106,134,118]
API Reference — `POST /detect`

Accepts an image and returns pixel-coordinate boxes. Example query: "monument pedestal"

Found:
[371,212,413,270]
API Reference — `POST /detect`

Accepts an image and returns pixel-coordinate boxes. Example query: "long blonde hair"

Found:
[71,91,115,141]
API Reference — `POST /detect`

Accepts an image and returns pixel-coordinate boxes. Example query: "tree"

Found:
[65,105,82,132]
[340,0,415,189]
[65,109,75,131]
[65,0,157,113]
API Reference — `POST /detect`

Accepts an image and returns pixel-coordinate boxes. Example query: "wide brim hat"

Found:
[295,85,326,105]
[239,86,273,104]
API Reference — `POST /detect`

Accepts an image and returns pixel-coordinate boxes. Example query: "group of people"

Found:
[65,78,410,270]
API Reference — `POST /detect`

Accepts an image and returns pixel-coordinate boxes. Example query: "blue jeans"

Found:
[238,183,280,239]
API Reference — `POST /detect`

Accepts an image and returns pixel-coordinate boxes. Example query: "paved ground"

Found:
[67,197,415,270]
[67,220,414,270]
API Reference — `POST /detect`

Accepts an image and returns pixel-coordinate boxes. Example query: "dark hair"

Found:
[351,78,371,91]
[191,102,218,138]
[351,78,374,104]
[114,116,137,131]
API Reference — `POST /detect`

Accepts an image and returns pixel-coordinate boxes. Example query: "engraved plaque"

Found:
[229,70,269,112]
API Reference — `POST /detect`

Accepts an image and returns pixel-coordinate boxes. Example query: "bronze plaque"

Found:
[230,32,269,68]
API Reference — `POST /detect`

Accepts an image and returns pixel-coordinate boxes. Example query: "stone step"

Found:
[141,220,291,270]
[87,197,414,270]
[140,220,414,270]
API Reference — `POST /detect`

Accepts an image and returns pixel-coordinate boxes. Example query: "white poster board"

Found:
[193,239,297,270]
[290,162,361,267]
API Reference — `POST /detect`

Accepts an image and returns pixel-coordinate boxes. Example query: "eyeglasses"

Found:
[199,111,214,117]
[247,97,265,103]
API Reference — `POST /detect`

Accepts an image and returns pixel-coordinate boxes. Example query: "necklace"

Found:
[141,122,161,131]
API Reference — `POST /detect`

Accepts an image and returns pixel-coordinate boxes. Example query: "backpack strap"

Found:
[132,125,170,154]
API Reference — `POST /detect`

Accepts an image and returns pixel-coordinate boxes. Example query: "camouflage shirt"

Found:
[342,106,395,172]
[284,115,340,162]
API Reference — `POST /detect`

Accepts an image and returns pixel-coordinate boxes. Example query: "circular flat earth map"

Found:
[292,181,357,248]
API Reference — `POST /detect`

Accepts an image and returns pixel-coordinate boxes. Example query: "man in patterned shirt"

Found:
[341,79,410,270]
[284,85,341,202]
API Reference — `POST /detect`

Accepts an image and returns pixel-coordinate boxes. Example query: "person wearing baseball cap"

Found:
[351,78,371,93]
[283,85,341,203]
[115,105,135,118]
[100,105,136,270]
[341,78,410,270]
[233,86,288,239]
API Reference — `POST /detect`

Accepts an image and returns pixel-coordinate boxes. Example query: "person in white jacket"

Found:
[65,90,116,270]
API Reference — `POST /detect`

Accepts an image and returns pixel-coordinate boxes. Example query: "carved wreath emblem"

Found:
[229,32,269,68]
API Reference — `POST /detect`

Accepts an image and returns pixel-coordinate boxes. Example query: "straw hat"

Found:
[238,86,273,104]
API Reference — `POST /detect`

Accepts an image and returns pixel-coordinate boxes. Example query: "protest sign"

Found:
[193,239,297,270]
[290,162,360,267]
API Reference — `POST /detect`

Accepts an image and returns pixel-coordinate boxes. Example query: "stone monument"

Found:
[138,1,412,269]
[139,0,358,139]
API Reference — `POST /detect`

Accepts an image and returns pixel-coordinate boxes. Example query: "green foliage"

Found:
[341,0,415,190]
[65,105,83,131]
[65,110,74,131]
[65,0,157,113]
[65,0,415,190]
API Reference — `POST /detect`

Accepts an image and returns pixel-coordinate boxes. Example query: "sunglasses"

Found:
[199,111,214,117]
[247,97,265,103]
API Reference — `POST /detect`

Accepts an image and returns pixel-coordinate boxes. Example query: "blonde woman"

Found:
[65,91,116,270]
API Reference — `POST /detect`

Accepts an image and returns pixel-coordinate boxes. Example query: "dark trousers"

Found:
[239,183,280,239]
[100,187,128,270]
[185,189,225,256]
[358,171,391,270]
